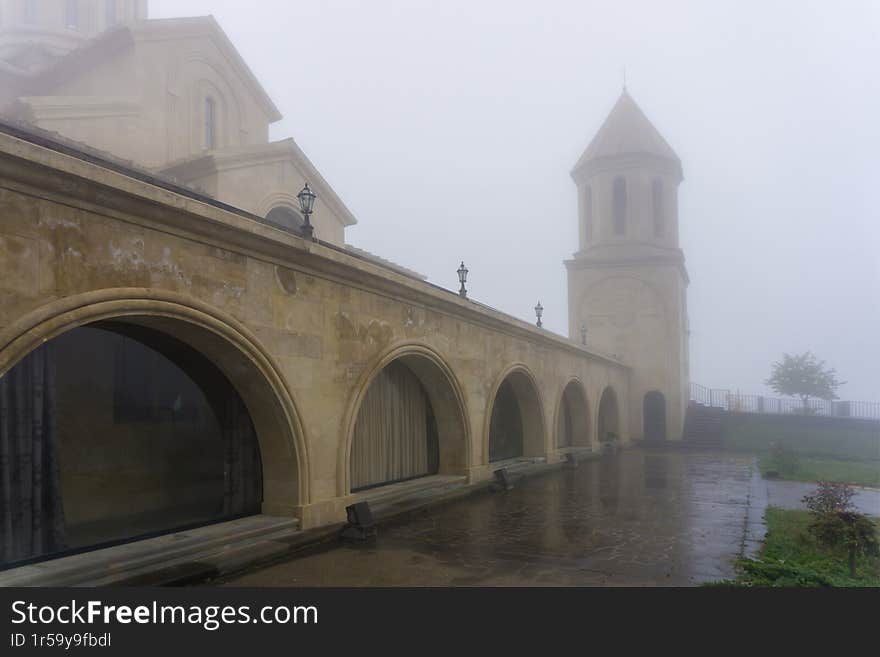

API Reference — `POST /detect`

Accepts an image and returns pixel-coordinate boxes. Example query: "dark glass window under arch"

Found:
[266,206,304,233]
[0,323,262,570]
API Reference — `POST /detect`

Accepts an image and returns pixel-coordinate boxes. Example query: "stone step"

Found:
[357,475,469,515]
[94,537,294,587]
[0,515,301,587]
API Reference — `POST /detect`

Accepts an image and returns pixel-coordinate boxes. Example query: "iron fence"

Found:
[689,383,880,421]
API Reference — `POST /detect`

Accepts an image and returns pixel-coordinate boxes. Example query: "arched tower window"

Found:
[612,176,627,235]
[66,0,79,29]
[23,0,36,24]
[204,96,216,150]
[105,0,117,27]
[584,185,593,243]
[652,178,665,237]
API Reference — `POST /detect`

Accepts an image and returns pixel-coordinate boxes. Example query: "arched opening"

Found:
[612,176,627,235]
[0,292,307,570]
[652,178,665,237]
[204,96,217,150]
[597,386,621,444]
[105,0,117,28]
[583,185,594,243]
[556,380,591,448]
[266,206,304,233]
[488,369,545,463]
[643,391,667,442]
[348,351,468,493]
[0,321,263,569]
[24,0,37,24]
[65,0,79,29]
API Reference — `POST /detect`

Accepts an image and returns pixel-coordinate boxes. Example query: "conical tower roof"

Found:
[572,89,680,175]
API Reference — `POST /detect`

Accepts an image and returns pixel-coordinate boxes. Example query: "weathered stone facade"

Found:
[0,3,356,244]
[567,90,690,442]
[0,128,631,529]
[0,5,691,565]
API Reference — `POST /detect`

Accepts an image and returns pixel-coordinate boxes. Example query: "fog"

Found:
[148,0,879,401]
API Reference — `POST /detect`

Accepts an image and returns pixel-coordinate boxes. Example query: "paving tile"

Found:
[224,449,762,587]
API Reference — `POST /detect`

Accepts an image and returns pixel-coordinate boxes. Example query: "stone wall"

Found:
[0,129,631,528]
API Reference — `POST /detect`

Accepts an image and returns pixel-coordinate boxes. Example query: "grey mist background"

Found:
[151,0,880,401]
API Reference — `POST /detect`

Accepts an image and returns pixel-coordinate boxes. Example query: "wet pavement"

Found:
[765,479,880,516]
[226,449,770,587]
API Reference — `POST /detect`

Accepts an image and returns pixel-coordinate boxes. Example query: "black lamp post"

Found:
[297,182,316,239]
[581,324,588,345]
[457,262,469,298]
[535,301,544,328]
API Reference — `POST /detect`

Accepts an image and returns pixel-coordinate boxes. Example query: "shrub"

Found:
[770,441,800,475]
[803,481,880,577]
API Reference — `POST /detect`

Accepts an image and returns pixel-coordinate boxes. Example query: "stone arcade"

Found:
[0,1,689,577]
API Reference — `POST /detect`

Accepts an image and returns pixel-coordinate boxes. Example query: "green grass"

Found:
[759,455,880,488]
[724,421,880,461]
[723,419,880,487]
[714,508,880,587]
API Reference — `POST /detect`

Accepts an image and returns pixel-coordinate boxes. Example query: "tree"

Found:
[803,481,879,578]
[765,351,844,413]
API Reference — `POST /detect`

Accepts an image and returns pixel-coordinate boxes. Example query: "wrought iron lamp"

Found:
[297,182,316,239]
[457,262,469,298]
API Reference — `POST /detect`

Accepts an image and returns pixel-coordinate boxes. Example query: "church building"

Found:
[0,0,356,244]
[0,1,691,583]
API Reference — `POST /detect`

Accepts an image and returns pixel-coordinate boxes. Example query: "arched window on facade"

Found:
[204,96,216,150]
[66,0,78,29]
[612,176,627,235]
[105,0,117,27]
[652,178,665,238]
[266,206,304,233]
[583,185,593,243]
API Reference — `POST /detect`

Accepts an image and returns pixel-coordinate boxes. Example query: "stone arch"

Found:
[484,364,547,465]
[256,192,302,218]
[259,193,306,233]
[338,342,470,496]
[597,385,621,444]
[555,378,591,449]
[0,288,309,516]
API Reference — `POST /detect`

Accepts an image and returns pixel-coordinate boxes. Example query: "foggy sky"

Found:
[152,0,880,401]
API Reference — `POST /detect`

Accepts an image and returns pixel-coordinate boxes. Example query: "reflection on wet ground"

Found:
[227,449,774,587]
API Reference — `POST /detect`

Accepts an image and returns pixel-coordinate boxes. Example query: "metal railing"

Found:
[689,383,880,421]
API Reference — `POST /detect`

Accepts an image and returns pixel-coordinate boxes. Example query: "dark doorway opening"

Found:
[557,381,590,448]
[489,380,524,462]
[598,387,620,444]
[643,391,667,442]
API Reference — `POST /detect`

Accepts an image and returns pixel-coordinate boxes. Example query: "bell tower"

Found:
[566,88,690,441]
